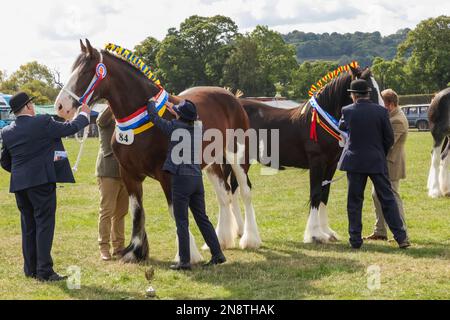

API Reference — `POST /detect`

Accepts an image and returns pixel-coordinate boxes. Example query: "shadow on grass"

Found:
[280,239,449,260]
[55,282,146,300]
[167,243,365,300]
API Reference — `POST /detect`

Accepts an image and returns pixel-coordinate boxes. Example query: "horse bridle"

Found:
[63,52,107,106]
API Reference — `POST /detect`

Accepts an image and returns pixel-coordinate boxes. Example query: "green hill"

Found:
[283,29,410,67]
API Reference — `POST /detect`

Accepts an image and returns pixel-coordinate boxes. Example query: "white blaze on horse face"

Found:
[371,76,384,107]
[55,66,82,120]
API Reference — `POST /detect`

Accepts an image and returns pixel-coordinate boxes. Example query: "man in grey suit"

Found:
[0,92,90,281]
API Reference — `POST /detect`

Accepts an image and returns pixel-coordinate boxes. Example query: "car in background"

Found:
[1,95,13,129]
[400,104,430,131]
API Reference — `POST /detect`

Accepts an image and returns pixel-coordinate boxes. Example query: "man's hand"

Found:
[147,99,157,114]
[80,103,91,115]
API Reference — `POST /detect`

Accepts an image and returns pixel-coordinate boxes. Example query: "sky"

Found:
[1,0,449,82]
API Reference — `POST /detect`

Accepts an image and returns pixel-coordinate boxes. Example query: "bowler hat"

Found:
[347,79,372,94]
[173,100,198,121]
[9,92,35,113]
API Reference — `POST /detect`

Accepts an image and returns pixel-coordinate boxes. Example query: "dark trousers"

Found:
[14,183,56,278]
[172,175,222,264]
[347,172,407,247]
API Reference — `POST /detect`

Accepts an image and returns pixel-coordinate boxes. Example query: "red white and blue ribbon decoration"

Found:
[309,96,348,146]
[116,89,169,135]
[63,52,107,106]
[78,62,107,105]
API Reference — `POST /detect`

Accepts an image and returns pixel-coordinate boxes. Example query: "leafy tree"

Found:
[222,26,297,97]
[397,15,450,92]
[222,36,272,96]
[0,62,59,103]
[156,15,239,93]
[289,61,339,101]
[134,36,161,79]
[284,29,410,66]
[371,57,411,94]
[250,26,297,94]
[21,80,59,105]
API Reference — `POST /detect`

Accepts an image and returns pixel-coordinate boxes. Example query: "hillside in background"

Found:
[283,29,410,67]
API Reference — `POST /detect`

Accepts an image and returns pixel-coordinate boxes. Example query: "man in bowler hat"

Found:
[0,92,91,281]
[339,80,410,249]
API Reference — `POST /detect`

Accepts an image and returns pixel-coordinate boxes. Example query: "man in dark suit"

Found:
[0,92,91,281]
[339,80,410,249]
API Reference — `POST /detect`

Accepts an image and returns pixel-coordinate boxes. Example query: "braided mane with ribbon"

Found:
[104,43,162,88]
[308,61,359,97]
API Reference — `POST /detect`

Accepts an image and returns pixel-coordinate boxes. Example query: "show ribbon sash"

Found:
[116,89,169,135]
[309,96,348,146]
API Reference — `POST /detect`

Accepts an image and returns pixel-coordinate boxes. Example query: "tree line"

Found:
[1,15,448,103]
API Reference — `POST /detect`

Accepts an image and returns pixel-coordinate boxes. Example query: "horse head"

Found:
[55,39,108,120]
[358,67,384,107]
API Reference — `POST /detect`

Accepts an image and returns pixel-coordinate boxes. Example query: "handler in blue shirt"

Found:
[339,80,410,249]
[147,99,226,270]
[1,92,91,281]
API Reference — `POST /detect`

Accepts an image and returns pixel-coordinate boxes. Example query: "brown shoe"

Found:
[363,233,388,241]
[398,240,411,249]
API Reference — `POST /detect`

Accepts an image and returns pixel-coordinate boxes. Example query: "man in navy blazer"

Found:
[339,80,409,249]
[0,92,91,281]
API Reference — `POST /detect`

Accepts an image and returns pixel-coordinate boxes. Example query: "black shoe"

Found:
[203,254,226,267]
[25,273,36,279]
[398,240,411,249]
[169,263,192,271]
[37,273,68,282]
[350,243,362,249]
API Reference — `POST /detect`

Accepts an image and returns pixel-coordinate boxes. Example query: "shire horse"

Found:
[55,40,261,263]
[427,87,450,198]
[236,65,383,243]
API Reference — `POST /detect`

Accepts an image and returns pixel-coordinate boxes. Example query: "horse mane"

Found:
[99,50,166,101]
[290,72,352,121]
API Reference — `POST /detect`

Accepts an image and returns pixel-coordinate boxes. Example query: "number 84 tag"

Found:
[115,129,134,145]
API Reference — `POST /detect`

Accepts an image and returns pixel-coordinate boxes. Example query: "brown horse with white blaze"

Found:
[54,40,261,263]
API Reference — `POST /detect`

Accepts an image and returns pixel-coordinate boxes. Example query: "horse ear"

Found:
[80,40,87,53]
[349,65,362,79]
[85,39,94,57]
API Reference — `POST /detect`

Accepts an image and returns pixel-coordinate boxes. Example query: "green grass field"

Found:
[0,132,449,300]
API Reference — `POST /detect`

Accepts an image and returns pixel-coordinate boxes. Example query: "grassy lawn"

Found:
[0,132,448,300]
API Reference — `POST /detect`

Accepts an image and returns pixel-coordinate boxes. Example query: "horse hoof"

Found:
[239,235,262,249]
[121,252,138,264]
[428,189,442,198]
[312,236,327,244]
[328,235,340,242]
